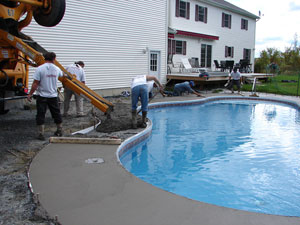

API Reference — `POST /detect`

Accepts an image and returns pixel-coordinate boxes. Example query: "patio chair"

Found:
[239,59,252,73]
[220,60,226,71]
[181,57,198,73]
[189,58,200,68]
[214,60,223,71]
[225,60,234,72]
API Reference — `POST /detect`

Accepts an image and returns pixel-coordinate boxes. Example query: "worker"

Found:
[63,61,86,117]
[228,67,242,94]
[173,81,203,97]
[147,80,166,99]
[131,75,164,129]
[27,52,63,140]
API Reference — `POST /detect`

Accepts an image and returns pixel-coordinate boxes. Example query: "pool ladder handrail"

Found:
[250,77,259,97]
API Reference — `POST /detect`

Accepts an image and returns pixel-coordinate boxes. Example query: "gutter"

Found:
[198,0,260,20]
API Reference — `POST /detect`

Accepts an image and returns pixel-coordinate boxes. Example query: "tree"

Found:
[254,34,300,73]
[254,48,281,73]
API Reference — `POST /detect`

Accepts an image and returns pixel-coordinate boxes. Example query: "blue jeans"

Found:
[131,84,148,112]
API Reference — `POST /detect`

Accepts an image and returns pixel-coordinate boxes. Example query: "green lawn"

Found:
[242,74,300,96]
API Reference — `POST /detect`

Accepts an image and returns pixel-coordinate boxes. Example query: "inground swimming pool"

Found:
[118,97,300,217]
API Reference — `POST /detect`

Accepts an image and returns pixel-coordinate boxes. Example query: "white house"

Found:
[168,0,259,72]
[23,0,168,96]
[23,0,258,96]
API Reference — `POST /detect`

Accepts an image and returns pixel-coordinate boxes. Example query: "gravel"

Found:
[0,96,139,225]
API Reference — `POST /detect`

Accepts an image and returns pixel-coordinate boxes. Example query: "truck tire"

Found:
[33,0,66,27]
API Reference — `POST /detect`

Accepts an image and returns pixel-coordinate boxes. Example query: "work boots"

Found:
[37,125,45,141]
[141,111,147,128]
[54,123,63,137]
[132,110,137,129]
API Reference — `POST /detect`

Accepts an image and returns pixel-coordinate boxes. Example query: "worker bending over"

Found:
[131,75,164,128]
[173,81,203,97]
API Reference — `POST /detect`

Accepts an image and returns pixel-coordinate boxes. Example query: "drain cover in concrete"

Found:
[85,158,104,164]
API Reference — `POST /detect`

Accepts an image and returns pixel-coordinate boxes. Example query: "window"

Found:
[176,0,190,19]
[175,40,186,54]
[222,13,231,28]
[225,46,234,57]
[201,44,212,67]
[241,19,248,30]
[150,53,158,72]
[168,39,186,55]
[243,48,251,60]
[195,5,207,23]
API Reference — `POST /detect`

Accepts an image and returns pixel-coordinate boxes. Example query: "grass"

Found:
[241,73,300,96]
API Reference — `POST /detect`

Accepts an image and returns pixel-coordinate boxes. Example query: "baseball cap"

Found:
[189,81,195,87]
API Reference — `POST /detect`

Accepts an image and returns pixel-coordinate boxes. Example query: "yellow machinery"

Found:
[0,0,113,114]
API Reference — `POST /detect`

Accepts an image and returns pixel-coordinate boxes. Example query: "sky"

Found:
[226,0,300,57]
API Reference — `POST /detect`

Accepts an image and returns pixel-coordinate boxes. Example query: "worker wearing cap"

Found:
[63,61,86,117]
[173,81,203,97]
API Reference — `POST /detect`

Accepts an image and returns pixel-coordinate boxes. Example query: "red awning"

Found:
[176,30,219,40]
[168,33,175,39]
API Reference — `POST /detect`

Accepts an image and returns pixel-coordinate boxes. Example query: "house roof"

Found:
[200,0,260,19]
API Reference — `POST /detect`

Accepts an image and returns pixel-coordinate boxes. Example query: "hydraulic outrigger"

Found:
[0,0,113,114]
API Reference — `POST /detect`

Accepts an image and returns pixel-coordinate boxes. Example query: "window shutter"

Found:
[222,13,225,27]
[183,41,187,55]
[225,46,228,57]
[186,2,190,19]
[172,40,176,54]
[176,0,180,17]
[204,7,208,23]
[241,19,243,29]
[195,5,199,21]
[168,39,172,55]
[232,47,234,57]
[229,15,232,29]
[246,20,248,30]
[243,48,246,59]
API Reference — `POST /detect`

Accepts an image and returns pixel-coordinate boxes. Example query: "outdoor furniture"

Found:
[214,60,226,71]
[220,60,226,71]
[189,57,200,68]
[239,59,252,73]
[181,57,199,73]
[225,60,234,72]
[214,60,221,71]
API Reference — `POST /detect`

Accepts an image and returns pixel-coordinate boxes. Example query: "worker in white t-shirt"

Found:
[131,75,164,128]
[228,67,242,94]
[27,52,63,140]
[63,61,86,117]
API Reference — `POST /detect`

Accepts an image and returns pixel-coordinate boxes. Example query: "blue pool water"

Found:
[120,100,300,216]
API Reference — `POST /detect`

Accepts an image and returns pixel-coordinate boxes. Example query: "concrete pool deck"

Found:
[29,92,300,225]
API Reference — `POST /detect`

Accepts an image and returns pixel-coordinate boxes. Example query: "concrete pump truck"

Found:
[0,0,113,114]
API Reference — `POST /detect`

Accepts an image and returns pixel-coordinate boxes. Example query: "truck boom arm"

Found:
[0,29,114,114]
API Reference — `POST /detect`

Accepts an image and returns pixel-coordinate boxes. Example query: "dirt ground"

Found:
[0,96,143,225]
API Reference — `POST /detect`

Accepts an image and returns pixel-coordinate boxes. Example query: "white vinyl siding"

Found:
[169,0,256,71]
[24,0,167,92]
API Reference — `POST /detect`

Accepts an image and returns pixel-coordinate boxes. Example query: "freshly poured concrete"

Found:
[29,143,300,225]
[29,93,300,225]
